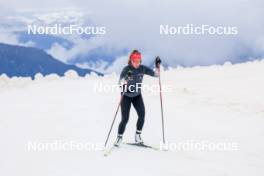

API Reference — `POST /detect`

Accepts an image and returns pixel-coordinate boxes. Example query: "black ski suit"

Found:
[118,64,157,135]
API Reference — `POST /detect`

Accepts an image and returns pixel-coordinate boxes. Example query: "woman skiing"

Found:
[114,49,161,146]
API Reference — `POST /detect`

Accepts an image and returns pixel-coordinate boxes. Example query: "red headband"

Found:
[130,53,141,62]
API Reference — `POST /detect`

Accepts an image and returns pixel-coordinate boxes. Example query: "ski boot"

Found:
[114,134,123,147]
[135,130,144,144]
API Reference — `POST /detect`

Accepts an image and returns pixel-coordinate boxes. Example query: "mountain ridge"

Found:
[0,42,103,79]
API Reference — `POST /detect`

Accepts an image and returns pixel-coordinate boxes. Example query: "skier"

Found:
[114,49,161,147]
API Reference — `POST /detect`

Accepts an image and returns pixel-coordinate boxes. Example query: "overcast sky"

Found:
[0,0,264,69]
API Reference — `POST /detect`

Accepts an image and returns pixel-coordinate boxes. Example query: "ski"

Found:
[124,142,160,151]
[104,142,163,156]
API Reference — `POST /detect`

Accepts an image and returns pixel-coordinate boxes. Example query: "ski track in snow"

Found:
[0,60,264,176]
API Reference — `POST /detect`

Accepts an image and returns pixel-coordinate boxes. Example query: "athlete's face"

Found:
[131,60,140,69]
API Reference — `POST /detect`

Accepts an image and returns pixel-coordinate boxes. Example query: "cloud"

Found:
[1,0,264,68]
[0,30,36,47]
[0,32,19,45]
[89,0,264,66]
[46,35,106,62]
[104,55,128,74]
[67,0,264,66]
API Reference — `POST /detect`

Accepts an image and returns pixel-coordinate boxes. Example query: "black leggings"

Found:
[118,94,145,135]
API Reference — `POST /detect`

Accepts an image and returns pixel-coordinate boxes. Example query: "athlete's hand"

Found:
[155,56,161,68]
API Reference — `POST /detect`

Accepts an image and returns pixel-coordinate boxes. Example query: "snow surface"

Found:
[1,60,264,176]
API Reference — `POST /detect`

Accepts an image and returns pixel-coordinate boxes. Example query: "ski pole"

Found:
[156,57,166,145]
[104,92,125,148]
[104,71,132,148]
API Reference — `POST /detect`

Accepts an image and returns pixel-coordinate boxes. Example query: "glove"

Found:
[155,56,161,68]
[125,70,132,80]
[119,70,132,89]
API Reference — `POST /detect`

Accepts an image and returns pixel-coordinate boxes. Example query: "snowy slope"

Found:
[0,60,264,176]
